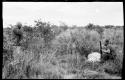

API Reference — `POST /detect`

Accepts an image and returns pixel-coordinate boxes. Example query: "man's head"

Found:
[16,22,22,29]
[104,39,109,46]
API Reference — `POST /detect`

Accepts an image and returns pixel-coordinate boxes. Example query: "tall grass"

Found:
[3,21,123,79]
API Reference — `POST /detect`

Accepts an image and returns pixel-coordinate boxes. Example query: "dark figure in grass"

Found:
[12,23,23,46]
[101,39,116,62]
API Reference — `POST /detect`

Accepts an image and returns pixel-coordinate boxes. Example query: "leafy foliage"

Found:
[3,20,123,79]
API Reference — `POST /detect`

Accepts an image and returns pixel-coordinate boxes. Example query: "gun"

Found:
[100,41,102,55]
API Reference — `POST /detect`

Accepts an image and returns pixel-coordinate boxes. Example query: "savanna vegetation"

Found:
[3,20,123,79]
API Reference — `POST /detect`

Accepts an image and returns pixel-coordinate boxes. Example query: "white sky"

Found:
[3,2,124,27]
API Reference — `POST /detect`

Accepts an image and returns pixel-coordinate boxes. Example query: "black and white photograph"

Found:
[3,2,123,79]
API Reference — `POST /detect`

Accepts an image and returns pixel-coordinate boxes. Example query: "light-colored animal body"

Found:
[87,52,101,62]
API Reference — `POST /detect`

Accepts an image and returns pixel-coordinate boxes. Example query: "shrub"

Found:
[34,19,54,46]
[70,29,100,56]
[102,29,123,45]
[102,58,122,76]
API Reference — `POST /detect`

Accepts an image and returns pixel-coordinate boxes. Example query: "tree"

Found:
[34,19,54,47]
[104,25,114,29]
[59,21,68,31]
[85,23,95,30]
[94,25,104,39]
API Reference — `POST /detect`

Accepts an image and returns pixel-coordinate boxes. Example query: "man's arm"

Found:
[102,49,110,53]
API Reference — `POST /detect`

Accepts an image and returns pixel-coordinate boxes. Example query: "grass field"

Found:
[3,21,123,79]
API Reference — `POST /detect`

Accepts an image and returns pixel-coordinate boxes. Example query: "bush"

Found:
[34,20,54,46]
[70,29,100,56]
[102,58,122,76]
[102,29,123,45]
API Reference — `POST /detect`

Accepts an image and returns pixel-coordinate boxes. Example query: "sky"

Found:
[3,2,124,27]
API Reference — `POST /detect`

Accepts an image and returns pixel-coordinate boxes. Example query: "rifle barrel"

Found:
[100,41,102,55]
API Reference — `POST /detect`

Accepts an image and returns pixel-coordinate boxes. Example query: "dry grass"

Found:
[3,23,123,79]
